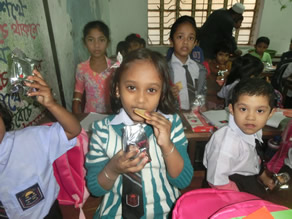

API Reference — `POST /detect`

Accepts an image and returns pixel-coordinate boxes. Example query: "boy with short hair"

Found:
[203,78,276,199]
[0,70,81,219]
[250,36,273,65]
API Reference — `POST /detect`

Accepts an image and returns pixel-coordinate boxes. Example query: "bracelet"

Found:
[104,168,114,181]
[162,144,175,157]
[72,98,81,102]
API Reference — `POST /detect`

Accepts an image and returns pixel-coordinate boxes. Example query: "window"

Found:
[148,0,260,46]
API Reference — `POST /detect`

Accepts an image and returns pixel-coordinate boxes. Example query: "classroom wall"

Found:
[0,0,60,129]
[258,1,292,54]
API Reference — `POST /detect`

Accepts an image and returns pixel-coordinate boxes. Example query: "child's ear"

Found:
[169,38,173,47]
[194,39,198,47]
[228,103,234,115]
[115,85,120,98]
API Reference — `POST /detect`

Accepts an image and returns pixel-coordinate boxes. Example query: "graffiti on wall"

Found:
[0,0,45,129]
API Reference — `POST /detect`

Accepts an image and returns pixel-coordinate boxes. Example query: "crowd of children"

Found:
[3,4,292,218]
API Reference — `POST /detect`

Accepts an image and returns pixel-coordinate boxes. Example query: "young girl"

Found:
[85,49,193,218]
[217,54,264,106]
[168,16,207,110]
[72,20,115,114]
[207,40,233,108]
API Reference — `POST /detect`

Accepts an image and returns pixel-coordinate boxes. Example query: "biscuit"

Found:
[134,108,150,120]
[175,81,183,91]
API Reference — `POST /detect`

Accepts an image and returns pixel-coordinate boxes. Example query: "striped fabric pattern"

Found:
[85,113,193,218]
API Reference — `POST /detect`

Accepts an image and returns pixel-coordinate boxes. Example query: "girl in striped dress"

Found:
[85,48,194,218]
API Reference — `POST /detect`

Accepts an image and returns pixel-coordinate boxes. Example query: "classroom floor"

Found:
[60,170,206,219]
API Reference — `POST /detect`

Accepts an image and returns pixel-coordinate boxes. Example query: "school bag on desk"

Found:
[43,123,90,219]
[172,188,288,219]
[267,119,292,173]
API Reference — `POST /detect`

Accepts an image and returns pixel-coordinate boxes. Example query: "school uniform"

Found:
[0,123,76,219]
[168,54,207,110]
[85,109,194,218]
[203,114,268,198]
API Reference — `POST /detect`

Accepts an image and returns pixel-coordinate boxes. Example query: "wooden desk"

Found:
[180,112,286,167]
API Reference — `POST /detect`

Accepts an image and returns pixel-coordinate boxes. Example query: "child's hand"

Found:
[216,79,225,87]
[145,112,172,149]
[108,148,148,176]
[171,85,180,98]
[25,70,55,107]
[259,169,275,190]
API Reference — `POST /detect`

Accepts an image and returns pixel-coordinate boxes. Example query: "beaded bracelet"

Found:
[104,168,114,181]
[162,144,175,157]
[72,98,81,102]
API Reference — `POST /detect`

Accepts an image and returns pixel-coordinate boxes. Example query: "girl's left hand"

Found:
[25,70,55,107]
[145,112,172,149]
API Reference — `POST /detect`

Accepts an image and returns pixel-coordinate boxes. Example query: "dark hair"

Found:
[169,15,198,41]
[82,20,110,43]
[226,54,264,85]
[125,33,144,45]
[214,40,233,55]
[116,41,129,56]
[110,48,176,114]
[0,104,13,131]
[231,78,275,109]
[256,36,270,46]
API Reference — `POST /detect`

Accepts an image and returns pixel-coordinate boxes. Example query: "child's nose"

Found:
[246,112,256,120]
[136,90,146,103]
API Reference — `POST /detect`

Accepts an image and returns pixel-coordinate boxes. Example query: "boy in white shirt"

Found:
[204,78,276,199]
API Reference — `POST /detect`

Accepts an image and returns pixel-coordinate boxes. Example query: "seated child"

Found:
[0,70,81,219]
[168,15,207,110]
[206,40,233,108]
[217,54,264,106]
[116,40,129,57]
[250,36,273,66]
[125,33,145,52]
[204,78,276,199]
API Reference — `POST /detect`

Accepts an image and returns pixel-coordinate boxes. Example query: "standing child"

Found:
[204,78,276,199]
[73,20,115,114]
[0,70,81,219]
[85,49,193,218]
[168,15,207,110]
[217,54,264,106]
[250,36,273,66]
[207,40,233,108]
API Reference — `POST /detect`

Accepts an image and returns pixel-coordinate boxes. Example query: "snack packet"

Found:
[7,48,41,95]
[122,123,151,163]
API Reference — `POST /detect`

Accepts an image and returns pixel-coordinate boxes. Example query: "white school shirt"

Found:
[170,54,200,110]
[203,114,262,186]
[0,123,76,219]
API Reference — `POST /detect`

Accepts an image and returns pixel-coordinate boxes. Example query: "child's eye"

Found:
[127,86,136,91]
[239,107,246,112]
[189,36,195,41]
[148,88,157,93]
[177,35,183,40]
[257,109,264,113]
[99,38,106,42]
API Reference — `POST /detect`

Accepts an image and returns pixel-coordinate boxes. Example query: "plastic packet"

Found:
[273,172,290,191]
[122,123,151,163]
[7,48,41,95]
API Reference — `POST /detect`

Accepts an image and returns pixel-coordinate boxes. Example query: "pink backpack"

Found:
[267,119,292,173]
[172,188,288,219]
[43,122,90,219]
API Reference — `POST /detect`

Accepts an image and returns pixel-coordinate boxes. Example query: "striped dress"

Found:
[85,113,193,218]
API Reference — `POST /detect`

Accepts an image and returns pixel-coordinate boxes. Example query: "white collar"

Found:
[171,53,192,66]
[228,114,263,147]
[110,108,171,126]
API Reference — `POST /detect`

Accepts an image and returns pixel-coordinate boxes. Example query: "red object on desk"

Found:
[183,110,214,133]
